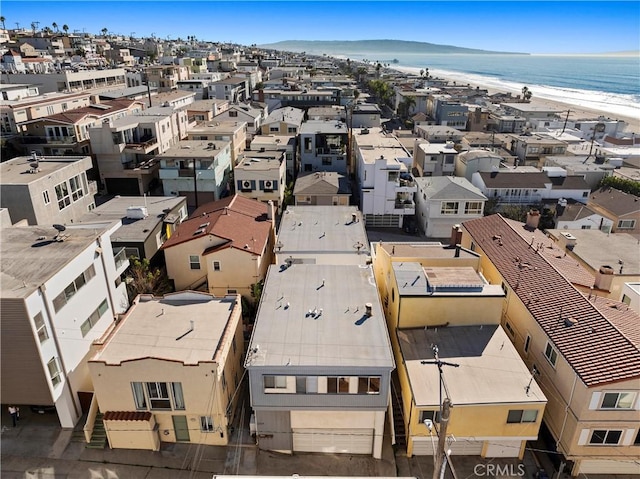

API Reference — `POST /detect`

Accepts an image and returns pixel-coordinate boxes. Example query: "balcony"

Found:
[18,135,78,145]
[113,247,130,273]
[124,136,158,154]
[394,200,415,215]
[88,180,98,195]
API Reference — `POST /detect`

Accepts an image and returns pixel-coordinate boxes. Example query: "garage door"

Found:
[485,440,522,458]
[292,428,373,454]
[412,437,483,456]
[579,459,640,475]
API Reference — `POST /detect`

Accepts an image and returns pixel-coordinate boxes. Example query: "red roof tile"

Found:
[463,214,640,387]
[103,411,152,421]
[162,194,272,256]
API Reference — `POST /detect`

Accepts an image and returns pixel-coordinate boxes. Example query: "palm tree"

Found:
[521,86,532,102]
[420,69,424,77]
[0,17,6,30]
[62,24,69,34]
[31,22,37,34]
[101,27,108,37]
[52,22,58,32]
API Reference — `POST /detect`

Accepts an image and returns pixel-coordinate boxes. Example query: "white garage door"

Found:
[485,440,522,458]
[412,437,484,456]
[579,459,640,475]
[292,428,373,454]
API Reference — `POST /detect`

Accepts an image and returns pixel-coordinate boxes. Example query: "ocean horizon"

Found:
[332,52,640,122]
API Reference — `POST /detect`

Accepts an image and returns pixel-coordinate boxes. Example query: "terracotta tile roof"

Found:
[103,411,152,421]
[588,187,640,217]
[463,214,640,387]
[161,195,271,256]
[505,218,595,289]
[591,297,640,347]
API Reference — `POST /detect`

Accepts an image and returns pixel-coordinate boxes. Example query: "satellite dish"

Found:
[53,224,67,232]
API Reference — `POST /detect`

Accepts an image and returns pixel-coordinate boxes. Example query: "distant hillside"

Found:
[258,39,528,55]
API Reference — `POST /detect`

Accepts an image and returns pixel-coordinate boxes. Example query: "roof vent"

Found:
[564,317,578,327]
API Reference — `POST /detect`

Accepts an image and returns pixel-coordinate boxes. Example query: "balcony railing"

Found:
[113,247,129,271]
[18,135,78,145]
[124,136,157,151]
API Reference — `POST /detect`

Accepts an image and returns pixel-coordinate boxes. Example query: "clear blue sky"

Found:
[2,1,639,54]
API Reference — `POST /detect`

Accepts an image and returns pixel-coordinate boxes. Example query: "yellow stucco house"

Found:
[461,214,640,476]
[162,194,275,299]
[371,240,547,459]
[86,291,244,450]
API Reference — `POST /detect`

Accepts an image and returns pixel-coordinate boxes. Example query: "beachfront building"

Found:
[86,292,244,449]
[0,154,97,226]
[461,214,640,476]
[507,134,568,167]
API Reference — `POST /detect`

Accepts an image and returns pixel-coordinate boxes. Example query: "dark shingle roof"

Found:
[589,187,640,217]
[463,214,640,387]
[478,171,550,188]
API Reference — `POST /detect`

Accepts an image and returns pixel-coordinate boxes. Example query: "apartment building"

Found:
[186,120,247,167]
[299,119,348,174]
[461,214,640,476]
[87,292,244,449]
[0,154,97,225]
[234,155,286,212]
[2,68,127,94]
[1,221,129,428]
[353,127,416,228]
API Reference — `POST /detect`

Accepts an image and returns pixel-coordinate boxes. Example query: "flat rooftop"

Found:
[376,242,478,260]
[300,120,348,134]
[276,206,369,261]
[159,140,229,158]
[0,156,92,185]
[547,229,640,275]
[0,223,111,298]
[78,196,185,243]
[248,264,394,369]
[92,293,238,365]
[400,325,546,406]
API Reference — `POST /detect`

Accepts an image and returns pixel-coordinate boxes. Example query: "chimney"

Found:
[558,231,577,251]
[526,209,540,229]
[594,265,615,291]
[449,224,462,247]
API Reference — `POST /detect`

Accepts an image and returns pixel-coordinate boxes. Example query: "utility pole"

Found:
[434,398,451,479]
[561,109,571,135]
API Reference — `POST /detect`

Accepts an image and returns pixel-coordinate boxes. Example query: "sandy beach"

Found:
[391,65,640,133]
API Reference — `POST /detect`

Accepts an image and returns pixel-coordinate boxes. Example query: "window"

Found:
[200,416,214,432]
[269,126,279,132]
[287,127,297,134]
[189,255,200,270]
[147,382,171,409]
[635,429,640,446]
[589,429,622,445]
[505,322,515,337]
[69,175,84,201]
[465,201,483,215]
[544,342,558,367]
[601,392,635,409]
[617,219,636,230]
[42,190,51,205]
[227,289,237,294]
[52,265,96,312]
[327,377,350,393]
[264,375,287,390]
[80,299,108,337]
[358,376,381,394]
[440,201,459,215]
[55,181,71,210]
[581,225,591,229]
[132,382,147,409]
[213,261,221,271]
[322,156,332,165]
[524,335,531,354]
[582,191,589,198]
[47,357,61,387]
[33,312,49,343]
[420,410,441,423]
[507,409,538,423]
[622,294,631,306]
[171,382,185,410]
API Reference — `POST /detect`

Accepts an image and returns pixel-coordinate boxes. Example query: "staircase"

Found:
[86,412,107,449]
[391,372,406,449]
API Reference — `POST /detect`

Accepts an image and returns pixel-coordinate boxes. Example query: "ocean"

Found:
[339,53,640,121]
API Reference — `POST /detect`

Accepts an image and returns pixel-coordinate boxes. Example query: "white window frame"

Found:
[69,174,84,202]
[464,201,483,215]
[200,416,214,432]
[264,375,287,391]
[189,255,201,270]
[524,334,531,354]
[589,429,623,445]
[55,181,71,210]
[42,190,51,205]
[440,201,459,215]
[617,219,636,230]
[507,409,538,423]
[47,357,61,387]
[544,341,558,367]
[213,261,221,271]
[33,312,49,343]
[600,392,636,410]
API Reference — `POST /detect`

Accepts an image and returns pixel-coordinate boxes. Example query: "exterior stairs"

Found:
[86,412,107,449]
[391,372,406,449]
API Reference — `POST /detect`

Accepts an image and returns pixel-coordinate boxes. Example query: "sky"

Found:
[2,1,639,54]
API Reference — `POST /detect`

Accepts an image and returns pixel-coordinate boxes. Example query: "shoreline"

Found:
[389,65,640,134]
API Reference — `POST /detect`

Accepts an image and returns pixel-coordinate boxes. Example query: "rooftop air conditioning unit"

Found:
[126,206,149,219]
